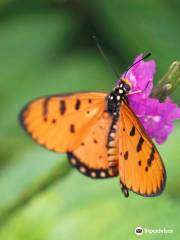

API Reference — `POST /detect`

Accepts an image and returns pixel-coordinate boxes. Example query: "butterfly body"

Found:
[106,82,130,177]
[20,80,166,197]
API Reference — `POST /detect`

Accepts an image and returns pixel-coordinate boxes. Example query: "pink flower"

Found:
[123,54,156,101]
[120,54,180,144]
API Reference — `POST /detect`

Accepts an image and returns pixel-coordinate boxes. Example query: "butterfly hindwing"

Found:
[68,111,118,179]
[20,92,107,153]
[118,102,166,196]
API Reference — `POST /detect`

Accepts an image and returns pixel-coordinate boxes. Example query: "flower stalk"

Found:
[152,61,180,101]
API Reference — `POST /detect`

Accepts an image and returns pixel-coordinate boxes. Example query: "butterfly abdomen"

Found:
[107,116,119,176]
[106,84,125,175]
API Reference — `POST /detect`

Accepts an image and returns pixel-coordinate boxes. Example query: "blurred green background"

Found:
[0,0,180,239]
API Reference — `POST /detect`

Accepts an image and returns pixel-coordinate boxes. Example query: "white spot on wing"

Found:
[91,172,96,177]
[71,158,76,165]
[100,171,106,177]
[80,167,86,173]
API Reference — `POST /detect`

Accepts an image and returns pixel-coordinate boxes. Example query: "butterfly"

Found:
[19,78,166,198]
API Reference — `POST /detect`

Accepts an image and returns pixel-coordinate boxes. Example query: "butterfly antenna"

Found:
[123,52,151,79]
[144,80,150,91]
[92,35,119,78]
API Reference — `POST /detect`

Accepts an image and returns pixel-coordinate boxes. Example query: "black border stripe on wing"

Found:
[67,152,116,179]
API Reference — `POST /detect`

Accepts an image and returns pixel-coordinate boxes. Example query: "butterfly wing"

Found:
[68,111,118,179]
[20,92,107,153]
[118,102,166,196]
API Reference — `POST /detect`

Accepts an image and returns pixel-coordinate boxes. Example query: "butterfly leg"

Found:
[121,181,129,198]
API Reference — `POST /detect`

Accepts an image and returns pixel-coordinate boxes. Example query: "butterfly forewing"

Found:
[20,92,107,153]
[118,102,166,196]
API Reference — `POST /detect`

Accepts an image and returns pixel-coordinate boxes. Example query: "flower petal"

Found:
[129,97,180,144]
[121,54,156,101]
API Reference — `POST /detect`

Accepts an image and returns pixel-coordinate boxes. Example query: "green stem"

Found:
[152,61,180,101]
[0,160,72,226]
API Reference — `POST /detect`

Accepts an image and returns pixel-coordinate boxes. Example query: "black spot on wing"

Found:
[43,97,51,121]
[137,137,144,152]
[75,99,81,110]
[147,147,155,167]
[52,118,56,124]
[124,151,129,160]
[147,160,152,167]
[138,160,142,166]
[60,100,66,115]
[70,124,75,133]
[145,166,148,172]
[130,125,135,136]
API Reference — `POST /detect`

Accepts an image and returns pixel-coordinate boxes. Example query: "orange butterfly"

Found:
[19,79,166,197]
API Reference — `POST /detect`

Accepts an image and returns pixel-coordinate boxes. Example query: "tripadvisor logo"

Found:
[134,226,174,235]
[135,227,143,235]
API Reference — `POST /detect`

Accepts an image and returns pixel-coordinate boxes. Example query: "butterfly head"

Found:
[107,79,132,116]
[108,79,131,102]
[112,78,132,99]
[119,78,132,94]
